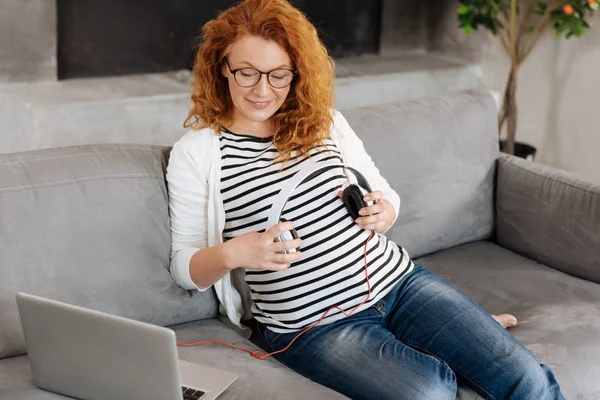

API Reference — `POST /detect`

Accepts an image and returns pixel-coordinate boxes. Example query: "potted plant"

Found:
[458,0,599,158]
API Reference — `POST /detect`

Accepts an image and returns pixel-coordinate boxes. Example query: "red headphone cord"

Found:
[177,230,375,360]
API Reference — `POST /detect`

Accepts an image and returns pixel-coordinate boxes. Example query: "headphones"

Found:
[267,162,375,254]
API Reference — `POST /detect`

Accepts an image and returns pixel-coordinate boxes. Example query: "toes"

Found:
[492,314,518,329]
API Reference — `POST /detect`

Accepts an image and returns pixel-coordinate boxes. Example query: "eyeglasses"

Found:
[224,57,297,89]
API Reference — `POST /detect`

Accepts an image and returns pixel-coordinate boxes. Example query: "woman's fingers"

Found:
[356,213,381,226]
[363,190,383,203]
[358,202,384,216]
[272,252,303,265]
[266,221,296,239]
[272,238,302,253]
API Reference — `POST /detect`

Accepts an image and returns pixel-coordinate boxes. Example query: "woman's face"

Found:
[222,35,293,129]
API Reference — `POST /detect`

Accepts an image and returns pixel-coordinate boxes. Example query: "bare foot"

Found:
[492,314,518,329]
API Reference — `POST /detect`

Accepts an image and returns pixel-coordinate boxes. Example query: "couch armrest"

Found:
[496,154,600,283]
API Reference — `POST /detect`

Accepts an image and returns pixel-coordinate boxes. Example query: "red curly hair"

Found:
[184,0,335,164]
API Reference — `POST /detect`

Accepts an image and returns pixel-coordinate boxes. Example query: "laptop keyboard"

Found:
[182,386,206,399]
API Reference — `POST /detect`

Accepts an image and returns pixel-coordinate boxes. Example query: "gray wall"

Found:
[421,0,600,182]
[0,0,56,83]
[480,15,600,183]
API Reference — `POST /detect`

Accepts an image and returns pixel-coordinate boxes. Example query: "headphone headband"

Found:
[267,162,372,229]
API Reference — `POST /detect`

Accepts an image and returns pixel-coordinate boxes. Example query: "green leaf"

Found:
[458,6,470,16]
[535,1,548,15]
[526,25,536,33]
[538,1,547,11]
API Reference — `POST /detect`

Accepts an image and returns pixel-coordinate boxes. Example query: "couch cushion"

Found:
[0,144,218,359]
[0,319,347,400]
[497,153,600,284]
[172,319,348,399]
[416,241,600,399]
[343,91,498,258]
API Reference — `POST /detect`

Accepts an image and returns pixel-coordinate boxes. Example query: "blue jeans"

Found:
[263,264,564,400]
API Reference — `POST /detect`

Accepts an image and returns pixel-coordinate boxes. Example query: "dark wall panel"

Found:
[293,0,382,58]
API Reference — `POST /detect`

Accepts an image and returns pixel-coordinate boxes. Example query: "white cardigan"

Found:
[166,110,401,330]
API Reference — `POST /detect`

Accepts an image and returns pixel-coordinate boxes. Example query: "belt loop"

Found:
[375,299,386,316]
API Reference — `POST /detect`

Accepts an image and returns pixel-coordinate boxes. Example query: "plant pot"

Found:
[499,140,537,161]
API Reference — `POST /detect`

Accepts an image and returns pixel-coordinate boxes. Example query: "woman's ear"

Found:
[221,61,229,79]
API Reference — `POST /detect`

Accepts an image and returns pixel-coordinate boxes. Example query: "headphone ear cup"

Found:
[343,185,367,221]
[277,218,298,253]
[279,230,294,242]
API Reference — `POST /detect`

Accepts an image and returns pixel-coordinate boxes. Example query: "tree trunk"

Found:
[500,65,519,155]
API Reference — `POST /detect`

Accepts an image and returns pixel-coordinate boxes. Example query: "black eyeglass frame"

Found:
[223,57,298,89]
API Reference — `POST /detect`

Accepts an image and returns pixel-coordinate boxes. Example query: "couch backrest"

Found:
[0,144,218,359]
[0,91,500,359]
[343,90,498,258]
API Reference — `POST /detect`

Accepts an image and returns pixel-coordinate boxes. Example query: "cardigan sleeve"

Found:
[332,110,401,232]
[166,132,211,291]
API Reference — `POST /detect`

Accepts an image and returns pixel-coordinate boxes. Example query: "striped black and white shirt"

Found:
[219,129,414,333]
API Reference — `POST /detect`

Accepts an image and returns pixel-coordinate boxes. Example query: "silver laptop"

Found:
[16,292,237,400]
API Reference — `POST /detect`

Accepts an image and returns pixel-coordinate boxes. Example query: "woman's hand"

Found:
[338,190,396,234]
[224,221,302,271]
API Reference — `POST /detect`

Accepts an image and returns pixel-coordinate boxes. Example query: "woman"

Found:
[166,0,564,399]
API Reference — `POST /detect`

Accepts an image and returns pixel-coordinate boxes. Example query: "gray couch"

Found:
[1,91,599,400]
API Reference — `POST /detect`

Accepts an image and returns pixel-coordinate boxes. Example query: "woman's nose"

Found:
[253,74,271,97]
